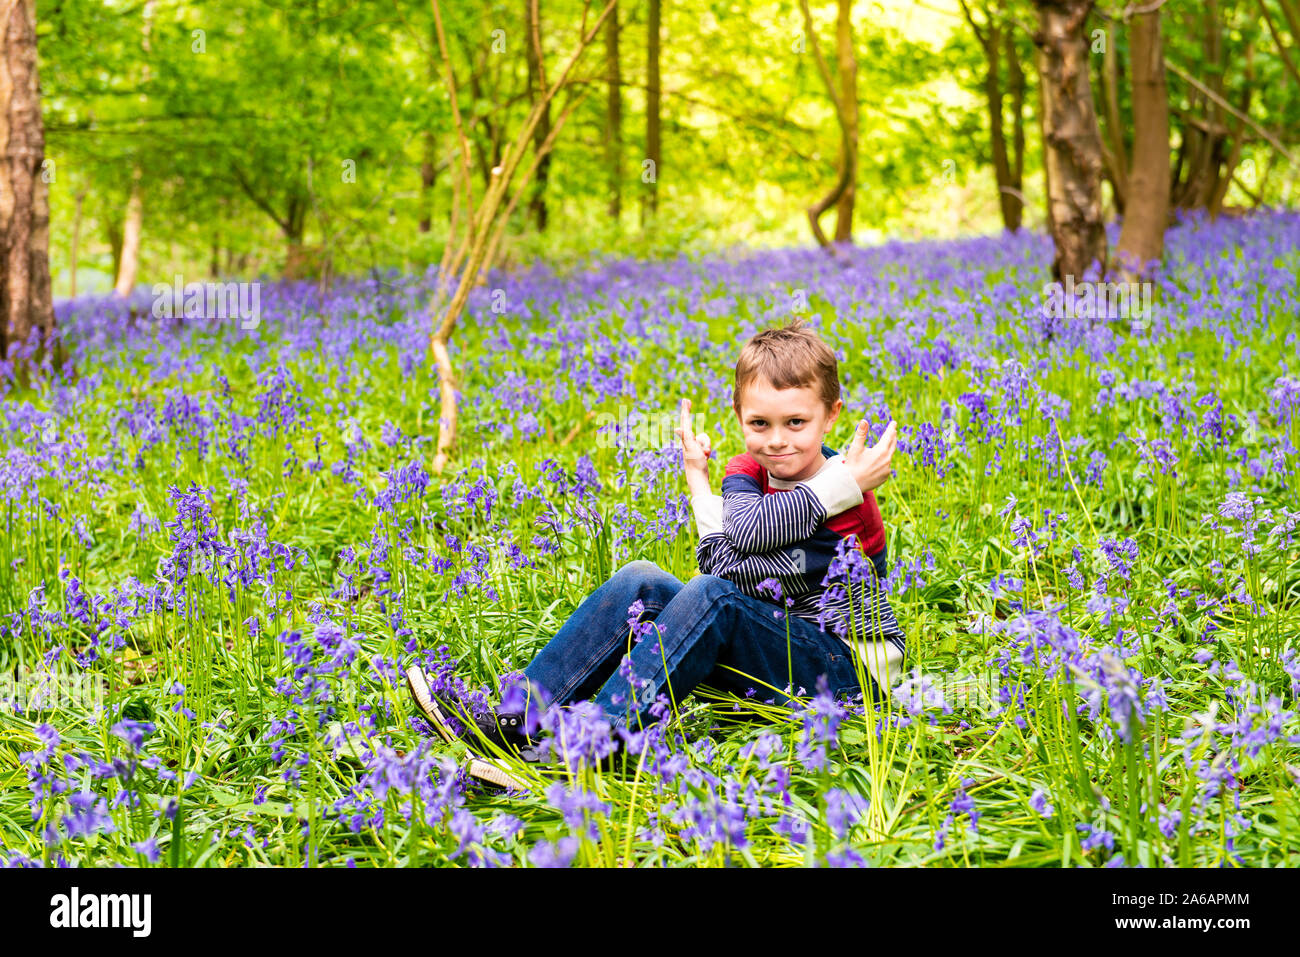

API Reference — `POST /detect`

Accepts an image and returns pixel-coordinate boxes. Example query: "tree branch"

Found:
[1258,0,1300,88]
[231,164,290,233]
[1166,59,1296,164]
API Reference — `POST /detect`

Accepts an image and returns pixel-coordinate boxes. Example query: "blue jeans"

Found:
[522,559,885,731]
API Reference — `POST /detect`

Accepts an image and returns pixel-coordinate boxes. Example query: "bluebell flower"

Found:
[1077,822,1115,852]
[824,846,867,867]
[62,792,116,839]
[950,779,980,833]
[545,782,611,841]
[529,836,580,868]
[825,788,868,841]
[625,599,655,642]
[110,720,154,751]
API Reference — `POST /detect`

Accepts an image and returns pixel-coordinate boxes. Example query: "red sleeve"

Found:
[824,490,886,555]
[724,453,761,480]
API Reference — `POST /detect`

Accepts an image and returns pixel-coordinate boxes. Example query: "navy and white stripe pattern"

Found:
[696,520,905,650]
[721,482,830,553]
[690,451,907,677]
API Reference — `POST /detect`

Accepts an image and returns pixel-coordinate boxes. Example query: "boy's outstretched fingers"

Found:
[848,419,870,458]
[845,419,899,492]
[673,425,689,452]
[875,420,898,454]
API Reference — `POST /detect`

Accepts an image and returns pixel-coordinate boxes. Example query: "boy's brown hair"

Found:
[732,318,841,418]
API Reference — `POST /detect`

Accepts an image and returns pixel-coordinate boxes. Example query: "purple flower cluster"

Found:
[0,208,1296,867]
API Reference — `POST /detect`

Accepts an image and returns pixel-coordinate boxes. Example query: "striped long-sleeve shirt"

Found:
[691,443,906,688]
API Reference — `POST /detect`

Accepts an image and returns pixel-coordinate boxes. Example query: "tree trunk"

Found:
[429,0,615,473]
[1099,15,1128,215]
[284,228,306,279]
[113,166,144,296]
[0,0,56,372]
[985,18,1019,231]
[1037,33,1055,238]
[799,0,852,251]
[1115,7,1170,278]
[525,0,551,232]
[1172,2,1223,209]
[113,0,153,299]
[643,0,661,227]
[420,17,437,235]
[832,0,856,243]
[1033,0,1107,281]
[1207,40,1253,216]
[420,130,436,234]
[1006,23,1026,230]
[965,0,1026,232]
[105,213,123,281]
[605,2,622,222]
[282,190,309,279]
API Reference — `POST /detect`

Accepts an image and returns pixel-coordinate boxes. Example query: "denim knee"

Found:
[613,559,662,580]
[612,560,683,593]
[677,573,733,603]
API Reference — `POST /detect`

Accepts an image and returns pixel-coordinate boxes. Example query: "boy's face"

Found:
[736,377,843,482]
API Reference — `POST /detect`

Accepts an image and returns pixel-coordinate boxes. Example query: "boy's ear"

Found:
[825,399,843,432]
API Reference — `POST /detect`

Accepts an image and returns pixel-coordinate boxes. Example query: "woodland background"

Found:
[18,0,1298,301]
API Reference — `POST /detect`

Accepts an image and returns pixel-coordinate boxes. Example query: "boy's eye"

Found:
[789,419,804,426]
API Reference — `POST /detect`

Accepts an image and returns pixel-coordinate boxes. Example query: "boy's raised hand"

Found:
[674,399,712,475]
[844,419,897,493]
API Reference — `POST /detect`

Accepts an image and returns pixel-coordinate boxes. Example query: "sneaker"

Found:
[404,664,538,757]
[465,756,532,791]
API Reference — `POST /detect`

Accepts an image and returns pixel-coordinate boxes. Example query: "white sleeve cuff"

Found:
[856,639,906,690]
[800,455,863,518]
[691,493,724,538]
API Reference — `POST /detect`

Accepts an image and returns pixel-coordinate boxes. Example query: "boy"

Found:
[405,319,903,767]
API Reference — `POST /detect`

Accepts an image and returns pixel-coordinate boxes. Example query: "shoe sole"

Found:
[406,665,535,790]
[404,665,461,747]
[466,757,531,791]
